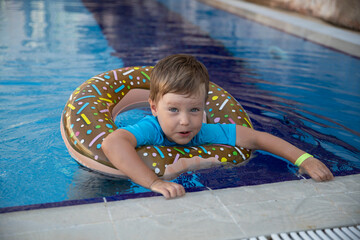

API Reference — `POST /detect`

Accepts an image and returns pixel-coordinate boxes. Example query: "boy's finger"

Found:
[163,192,170,199]
[313,173,321,182]
[151,181,185,199]
[168,186,178,199]
[176,185,186,197]
[317,167,332,181]
[318,169,333,182]
[167,184,185,199]
[324,170,334,181]
[152,185,171,199]
[156,188,170,199]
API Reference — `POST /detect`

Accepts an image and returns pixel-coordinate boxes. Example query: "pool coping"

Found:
[1,170,358,214]
[1,174,359,239]
[0,187,203,214]
[199,0,360,58]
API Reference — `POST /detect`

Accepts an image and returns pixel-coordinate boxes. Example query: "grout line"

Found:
[206,187,246,234]
[103,197,120,240]
[103,198,113,222]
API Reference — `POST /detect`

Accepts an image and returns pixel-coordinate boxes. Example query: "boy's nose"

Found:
[179,113,190,126]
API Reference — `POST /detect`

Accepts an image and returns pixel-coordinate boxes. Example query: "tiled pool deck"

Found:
[1,0,360,239]
[1,175,359,239]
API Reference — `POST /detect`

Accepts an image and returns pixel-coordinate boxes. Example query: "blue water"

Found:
[1,0,359,209]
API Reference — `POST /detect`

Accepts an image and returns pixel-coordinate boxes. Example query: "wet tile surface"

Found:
[1,175,359,240]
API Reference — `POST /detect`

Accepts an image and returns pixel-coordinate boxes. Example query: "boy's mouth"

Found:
[179,131,191,136]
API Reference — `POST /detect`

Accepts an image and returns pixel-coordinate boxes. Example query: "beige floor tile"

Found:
[107,190,220,220]
[210,185,264,206]
[113,207,245,240]
[312,175,360,195]
[226,200,299,237]
[0,203,110,237]
[329,193,360,224]
[213,180,319,206]
[282,196,355,229]
[0,222,116,240]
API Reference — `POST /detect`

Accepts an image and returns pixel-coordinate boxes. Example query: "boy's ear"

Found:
[148,98,158,116]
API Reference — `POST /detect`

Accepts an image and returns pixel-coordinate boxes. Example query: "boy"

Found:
[102,54,334,199]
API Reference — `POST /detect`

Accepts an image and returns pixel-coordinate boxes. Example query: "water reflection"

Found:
[0,0,123,208]
[67,167,144,200]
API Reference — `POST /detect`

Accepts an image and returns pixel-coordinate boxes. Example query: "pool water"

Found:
[0,0,359,209]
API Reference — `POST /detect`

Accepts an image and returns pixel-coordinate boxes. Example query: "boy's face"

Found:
[149,88,206,145]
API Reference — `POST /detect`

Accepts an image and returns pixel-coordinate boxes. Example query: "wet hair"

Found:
[149,54,209,102]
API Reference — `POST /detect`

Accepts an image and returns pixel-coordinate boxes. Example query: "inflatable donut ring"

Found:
[60,66,253,178]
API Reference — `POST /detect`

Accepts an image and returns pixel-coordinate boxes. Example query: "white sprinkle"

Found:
[234,146,246,160]
[123,69,135,75]
[219,99,229,111]
[92,76,105,81]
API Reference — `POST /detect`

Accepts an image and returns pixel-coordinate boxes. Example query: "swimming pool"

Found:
[0,0,359,211]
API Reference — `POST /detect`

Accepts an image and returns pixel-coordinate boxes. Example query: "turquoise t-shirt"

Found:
[122,115,236,147]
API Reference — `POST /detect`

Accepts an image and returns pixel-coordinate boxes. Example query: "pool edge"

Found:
[199,0,360,58]
[1,174,359,240]
[1,169,358,214]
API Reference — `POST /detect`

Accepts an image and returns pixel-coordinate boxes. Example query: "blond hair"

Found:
[149,54,209,102]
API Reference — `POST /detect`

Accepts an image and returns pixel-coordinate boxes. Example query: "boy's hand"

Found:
[150,180,186,199]
[299,157,334,182]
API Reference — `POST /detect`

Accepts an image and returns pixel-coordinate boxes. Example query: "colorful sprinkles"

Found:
[61,66,253,177]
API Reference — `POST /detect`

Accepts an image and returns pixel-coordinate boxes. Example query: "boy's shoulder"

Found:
[141,115,161,128]
[121,115,165,147]
[132,115,159,129]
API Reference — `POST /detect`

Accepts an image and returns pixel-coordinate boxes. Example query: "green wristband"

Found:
[295,153,313,167]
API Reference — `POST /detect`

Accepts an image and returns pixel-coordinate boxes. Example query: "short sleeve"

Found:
[121,116,164,147]
[194,123,236,146]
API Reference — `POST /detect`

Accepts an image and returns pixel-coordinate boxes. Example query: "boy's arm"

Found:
[235,125,334,181]
[102,129,185,199]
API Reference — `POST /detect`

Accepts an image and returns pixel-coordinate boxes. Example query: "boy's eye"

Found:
[190,108,200,112]
[169,108,178,112]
